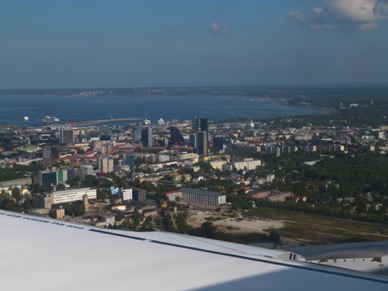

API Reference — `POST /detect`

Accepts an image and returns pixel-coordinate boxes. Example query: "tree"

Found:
[175,212,191,234]
[63,202,85,217]
[81,175,99,187]
[268,230,280,243]
[154,216,162,230]
[67,178,80,187]
[200,221,217,238]
[97,189,109,200]
[0,197,21,212]
[11,187,21,201]
[130,211,141,228]
[101,180,114,188]
[164,214,176,232]
[56,184,66,191]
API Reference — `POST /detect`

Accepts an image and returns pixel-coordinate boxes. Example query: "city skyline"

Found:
[1,0,388,89]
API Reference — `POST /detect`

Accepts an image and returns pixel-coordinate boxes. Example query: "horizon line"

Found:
[1,82,388,91]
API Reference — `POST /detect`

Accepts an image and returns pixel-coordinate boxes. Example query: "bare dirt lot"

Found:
[187,211,284,235]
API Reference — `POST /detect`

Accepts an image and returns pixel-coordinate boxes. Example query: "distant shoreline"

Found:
[0,92,326,127]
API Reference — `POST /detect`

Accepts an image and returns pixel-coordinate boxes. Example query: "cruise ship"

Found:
[42,115,60,123]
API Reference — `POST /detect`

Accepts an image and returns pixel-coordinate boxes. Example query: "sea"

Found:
[0,94,324,126]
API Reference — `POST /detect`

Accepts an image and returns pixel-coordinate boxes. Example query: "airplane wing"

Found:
[1,210,388,290]
[286,240,388,275]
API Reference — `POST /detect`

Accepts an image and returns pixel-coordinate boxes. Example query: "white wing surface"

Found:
[1,210,387,290]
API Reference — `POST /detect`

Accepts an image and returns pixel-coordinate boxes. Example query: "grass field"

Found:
[244,208,388,245]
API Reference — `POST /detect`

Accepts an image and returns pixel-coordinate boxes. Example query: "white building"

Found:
[53,188,97,205]
[119,189,133,201]
[158,155,170,162]
[181,188,226,206]
[209,159,227,170]
[179,153,199,163]
[165,190,182,201]
[233,159,262,171]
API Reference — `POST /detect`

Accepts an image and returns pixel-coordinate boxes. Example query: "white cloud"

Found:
[360,22,378,29]
[211,22,229,35]
[288,0,388,31]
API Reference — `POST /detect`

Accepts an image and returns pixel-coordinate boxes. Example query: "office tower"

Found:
[192,116,208,132]
[133,125,142,142]
[141,126,152,147]
[192,116,209,154]
[200,117,208,132]
[38,169,67,187]
[60,129,74,144]
[189,133,197,149]
[192,116,200,133]
[169,126,185,146]
[125,154,136,171]
[196,131,208,155]
[38,170,57,187]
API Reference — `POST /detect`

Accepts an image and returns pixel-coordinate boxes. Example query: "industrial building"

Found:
[0,178,32,188]
[53,188,97,204]
[181,188,226,206]
[32,188,97,209]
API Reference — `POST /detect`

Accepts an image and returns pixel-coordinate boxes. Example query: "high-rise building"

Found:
[192,116,200,133]
[189,133,197,149]
[196,131,208,155]
[141,126,152,147]
[200,117,208,132]
[98,157,114,174]
[133,125,142,142]
[38,169,68,187]
[125,154,136,171]
[213,136,225,151]
[192,117,208,133]
[60,129,74,144]
[192,116,209,154]
[169,126,185,146]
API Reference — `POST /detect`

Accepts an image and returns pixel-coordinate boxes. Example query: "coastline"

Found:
[0,93,326,127]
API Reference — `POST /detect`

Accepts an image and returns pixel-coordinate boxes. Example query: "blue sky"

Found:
[1,0,388,89]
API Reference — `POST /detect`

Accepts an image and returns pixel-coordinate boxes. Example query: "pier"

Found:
[72,117,142,126]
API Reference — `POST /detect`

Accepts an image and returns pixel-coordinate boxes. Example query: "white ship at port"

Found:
[42,115,60,123]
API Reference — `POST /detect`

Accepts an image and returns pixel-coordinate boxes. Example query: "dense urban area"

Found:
[1,87,388,247]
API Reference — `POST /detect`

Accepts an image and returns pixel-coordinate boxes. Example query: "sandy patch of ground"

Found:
[187,211,284,234]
